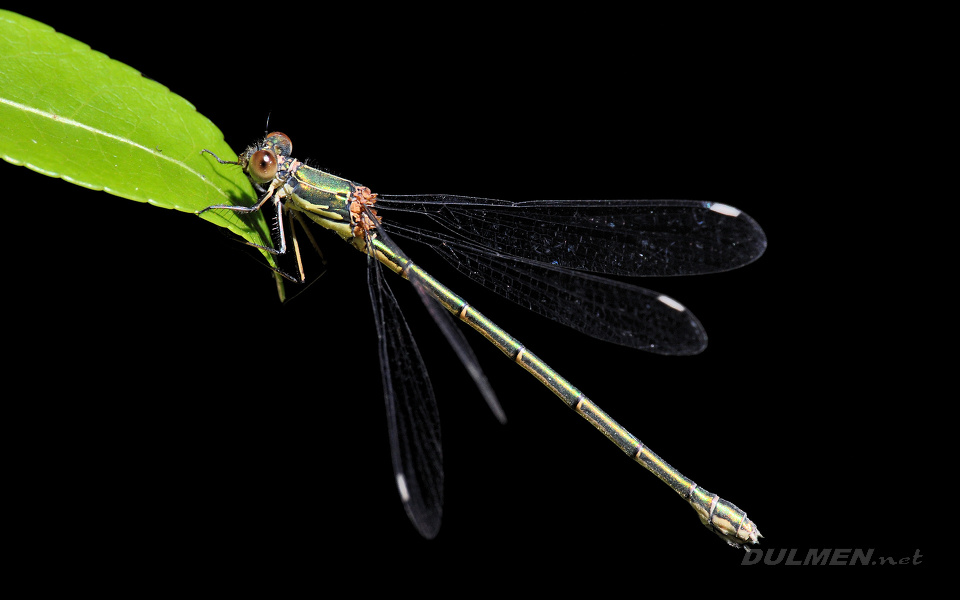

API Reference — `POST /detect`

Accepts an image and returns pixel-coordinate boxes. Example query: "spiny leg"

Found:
[288,208,306,283]
[291,211,326,266]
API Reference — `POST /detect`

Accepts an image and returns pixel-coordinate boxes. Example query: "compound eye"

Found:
[265,131,292,158]
[247,149,278,184]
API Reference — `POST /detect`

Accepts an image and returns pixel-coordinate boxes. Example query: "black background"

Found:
[5,7,931,591]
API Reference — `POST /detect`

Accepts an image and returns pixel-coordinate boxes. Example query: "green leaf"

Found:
[0,10,279,278]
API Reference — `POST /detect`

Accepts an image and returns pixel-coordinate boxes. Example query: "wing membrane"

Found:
[366,251,443,538]
[377,197,766,277]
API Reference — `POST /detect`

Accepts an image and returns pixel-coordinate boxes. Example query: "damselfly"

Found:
[198,132,767,547]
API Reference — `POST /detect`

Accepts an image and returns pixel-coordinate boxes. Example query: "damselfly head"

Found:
[237,132,293,185]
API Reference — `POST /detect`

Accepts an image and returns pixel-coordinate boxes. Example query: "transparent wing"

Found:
[382,221,708,355]
[376,197,767,277]
[366,249,443,538]
[411,273,507,421]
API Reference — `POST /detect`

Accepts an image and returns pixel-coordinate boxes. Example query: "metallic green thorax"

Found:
[285,165,364,248]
